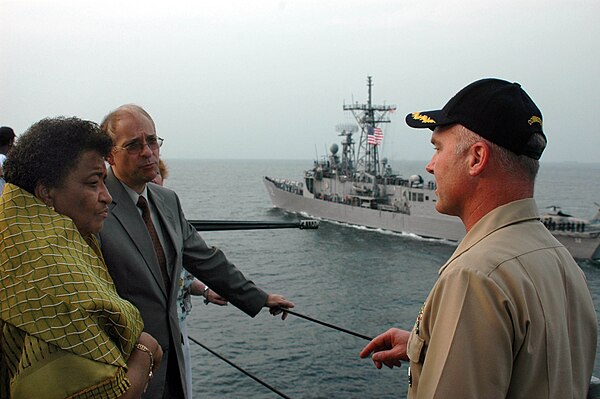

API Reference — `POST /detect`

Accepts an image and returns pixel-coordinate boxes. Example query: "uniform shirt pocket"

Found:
[407,331,425,363]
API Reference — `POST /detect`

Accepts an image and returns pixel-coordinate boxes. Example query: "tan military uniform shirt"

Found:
[406,198,597,398]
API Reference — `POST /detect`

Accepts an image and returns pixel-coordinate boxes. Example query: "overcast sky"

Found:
[1,0,598,163]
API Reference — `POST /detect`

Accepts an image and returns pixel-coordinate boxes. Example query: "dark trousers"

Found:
[163,336,185,399]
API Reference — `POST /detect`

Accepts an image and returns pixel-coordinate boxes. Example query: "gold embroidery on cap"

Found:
[412,112,436,124]
[528,116,542,126]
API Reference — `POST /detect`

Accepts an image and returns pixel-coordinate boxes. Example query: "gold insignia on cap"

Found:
[528,116,542,126]
[412,112,436,124]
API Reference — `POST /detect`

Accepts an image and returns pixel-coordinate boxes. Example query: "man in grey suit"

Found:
[98,104,294,399]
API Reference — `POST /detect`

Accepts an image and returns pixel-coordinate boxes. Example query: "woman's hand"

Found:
[190,280,228,306]
[205,288,228,305]
[120,332,163,398]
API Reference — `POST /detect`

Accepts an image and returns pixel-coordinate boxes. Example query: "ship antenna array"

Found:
[342,76,396,176]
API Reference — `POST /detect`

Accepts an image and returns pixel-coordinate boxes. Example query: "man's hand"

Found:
[265,294,295,320]
[359,328,410,369]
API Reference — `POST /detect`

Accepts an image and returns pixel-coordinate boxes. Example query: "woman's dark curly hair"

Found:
[4,117,113,195]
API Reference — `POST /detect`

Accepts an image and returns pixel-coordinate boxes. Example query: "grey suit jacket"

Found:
[99,168,268,399]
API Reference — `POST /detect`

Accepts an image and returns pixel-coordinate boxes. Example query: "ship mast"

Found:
[343,76,395,176]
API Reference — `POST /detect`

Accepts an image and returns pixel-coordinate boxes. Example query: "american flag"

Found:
[367,126,384,146]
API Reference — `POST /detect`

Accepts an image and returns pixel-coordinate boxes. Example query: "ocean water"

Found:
[164,159,600,399]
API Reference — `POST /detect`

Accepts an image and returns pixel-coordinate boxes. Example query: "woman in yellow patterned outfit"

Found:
[0,117,163,398]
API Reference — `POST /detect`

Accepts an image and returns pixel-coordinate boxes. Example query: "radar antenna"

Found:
[334,124,358,177]
[335,124,358,134]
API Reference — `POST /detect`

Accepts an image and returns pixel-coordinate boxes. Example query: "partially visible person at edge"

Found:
[0,126,16,195]
[151,158,228,399]
[359,78,597,398]
[98,104,295,399]
[0,117,164,399]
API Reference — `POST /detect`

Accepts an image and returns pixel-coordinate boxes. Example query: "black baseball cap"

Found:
[405,78,546,159]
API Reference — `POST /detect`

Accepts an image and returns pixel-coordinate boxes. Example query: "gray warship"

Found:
[540,205,600,260]
[263,76,600,261]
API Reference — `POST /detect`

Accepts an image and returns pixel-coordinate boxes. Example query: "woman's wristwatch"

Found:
[202,285,210,305]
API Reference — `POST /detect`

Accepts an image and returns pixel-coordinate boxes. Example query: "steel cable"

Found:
[281,308,373,341]
[188,335,293,399]
[188,309,373,398]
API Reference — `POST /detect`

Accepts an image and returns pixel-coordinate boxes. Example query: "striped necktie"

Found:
[136,196,170,289]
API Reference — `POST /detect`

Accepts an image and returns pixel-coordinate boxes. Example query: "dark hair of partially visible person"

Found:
[3,117,113,195]
[0,126,16,146]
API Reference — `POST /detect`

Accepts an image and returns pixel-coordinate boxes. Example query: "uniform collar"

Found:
[439,198,540,274]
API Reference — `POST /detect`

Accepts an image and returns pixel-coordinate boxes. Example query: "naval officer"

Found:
[360,78,597,398]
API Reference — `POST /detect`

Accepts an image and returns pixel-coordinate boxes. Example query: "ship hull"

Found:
[550,231,600,260]
[264,177,466,242]
[264,177,600,260]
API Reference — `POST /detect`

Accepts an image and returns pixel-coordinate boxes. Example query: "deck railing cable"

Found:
[188,335,293,399]
[281,308,373,341]
[185,219,379,397]
[188,309,373,398]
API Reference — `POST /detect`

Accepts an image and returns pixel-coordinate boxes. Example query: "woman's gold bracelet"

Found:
[135,343,154,380]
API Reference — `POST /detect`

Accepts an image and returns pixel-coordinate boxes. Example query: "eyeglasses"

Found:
[115,136,164,155]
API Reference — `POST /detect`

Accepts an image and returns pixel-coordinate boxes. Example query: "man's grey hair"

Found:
[100,104,156,142]
[454,125,543,181]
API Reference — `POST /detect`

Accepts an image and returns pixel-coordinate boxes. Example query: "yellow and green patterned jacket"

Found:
[0,183,143,399]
